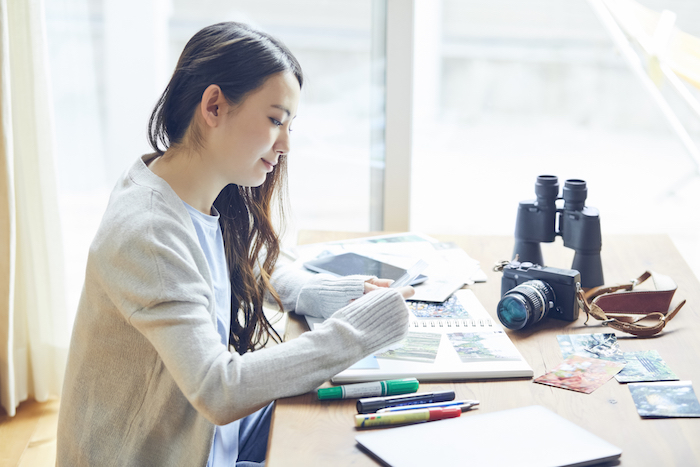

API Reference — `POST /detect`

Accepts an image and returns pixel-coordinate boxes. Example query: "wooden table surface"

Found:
[266,231,700,466]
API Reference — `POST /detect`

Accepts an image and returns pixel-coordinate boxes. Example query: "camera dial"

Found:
[497,280,556,330]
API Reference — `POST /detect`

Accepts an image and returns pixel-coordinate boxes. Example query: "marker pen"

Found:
[317,378,419,400]
[376,399,479,413]
[355,407,461,428]
[356,390,455,414]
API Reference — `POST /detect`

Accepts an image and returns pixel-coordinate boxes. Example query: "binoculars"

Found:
[512,175,604,288]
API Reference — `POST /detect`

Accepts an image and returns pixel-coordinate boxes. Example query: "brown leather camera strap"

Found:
[576,271,685,338]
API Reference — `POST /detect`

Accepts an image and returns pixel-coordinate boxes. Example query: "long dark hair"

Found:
[148,22,303,354]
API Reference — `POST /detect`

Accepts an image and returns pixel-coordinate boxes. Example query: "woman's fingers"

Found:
[364,279,414,299]
[396,286,415,299]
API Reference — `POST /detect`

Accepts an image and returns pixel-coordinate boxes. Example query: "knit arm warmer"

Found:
[224,288,410,420]
[270,264,369,318]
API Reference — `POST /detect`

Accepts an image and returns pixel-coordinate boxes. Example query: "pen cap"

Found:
[317,386,343,400]
[430,407,462,420]
[386,378,420,395]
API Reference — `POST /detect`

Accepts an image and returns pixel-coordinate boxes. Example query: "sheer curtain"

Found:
[0,0,69,417]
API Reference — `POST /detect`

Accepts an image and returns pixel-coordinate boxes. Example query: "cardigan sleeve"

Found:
[97,192,410,426]
[129,284,410,425]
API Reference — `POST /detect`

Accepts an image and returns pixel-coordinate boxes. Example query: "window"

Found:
[46,0,384,319]
[45,0,700,321]
[409,0,700,276]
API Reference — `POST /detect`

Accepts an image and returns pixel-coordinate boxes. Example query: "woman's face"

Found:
[208,71,301,187]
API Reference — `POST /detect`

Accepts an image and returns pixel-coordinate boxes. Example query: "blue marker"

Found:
[356,390,455,414]
[376,399,479,413]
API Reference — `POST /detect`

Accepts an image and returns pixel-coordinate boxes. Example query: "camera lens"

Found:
[496,280,556,330]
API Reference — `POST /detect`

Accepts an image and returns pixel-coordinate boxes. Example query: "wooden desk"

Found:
[267,232,700,466]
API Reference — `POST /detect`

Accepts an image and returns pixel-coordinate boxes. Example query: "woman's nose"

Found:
[274,130,291,156]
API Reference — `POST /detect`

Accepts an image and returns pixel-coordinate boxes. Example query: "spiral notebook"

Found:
[306,289,533,383]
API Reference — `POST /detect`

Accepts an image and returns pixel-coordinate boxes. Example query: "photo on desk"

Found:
[615,350,679,383]
[628,381,700,418]
[557,333,625,363]
[534,355,625,394]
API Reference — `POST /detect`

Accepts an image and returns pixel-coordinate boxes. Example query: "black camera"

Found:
[513,175,603,288]
[496,260,581,330]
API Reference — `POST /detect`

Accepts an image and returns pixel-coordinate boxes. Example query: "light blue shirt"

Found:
[183,202,239,467]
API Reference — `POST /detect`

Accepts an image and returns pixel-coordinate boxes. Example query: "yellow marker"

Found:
[355,407,461,428]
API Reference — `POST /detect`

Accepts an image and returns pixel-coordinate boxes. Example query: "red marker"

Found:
[355,407,461,428]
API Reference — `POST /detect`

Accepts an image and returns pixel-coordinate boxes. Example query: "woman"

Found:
[56,22,413,466]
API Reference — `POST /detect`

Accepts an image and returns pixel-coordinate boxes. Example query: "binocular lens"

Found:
[496,280,555,330]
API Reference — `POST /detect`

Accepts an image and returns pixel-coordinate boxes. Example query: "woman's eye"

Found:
[270,118,282,127]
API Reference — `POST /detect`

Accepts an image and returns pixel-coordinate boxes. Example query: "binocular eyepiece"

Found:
[513,175,604,288]
[535,175,587,212]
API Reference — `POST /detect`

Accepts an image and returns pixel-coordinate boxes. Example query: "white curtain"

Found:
[0,0,69,417]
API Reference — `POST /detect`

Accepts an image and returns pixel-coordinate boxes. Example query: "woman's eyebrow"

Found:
[271,104,290,117]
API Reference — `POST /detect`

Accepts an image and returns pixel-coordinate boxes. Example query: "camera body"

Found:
[500,260,581,322]
[513,175,603,288]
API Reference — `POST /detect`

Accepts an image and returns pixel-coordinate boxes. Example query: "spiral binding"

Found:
[410,318,493,328]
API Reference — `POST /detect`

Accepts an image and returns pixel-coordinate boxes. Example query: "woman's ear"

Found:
[200,84,226,128]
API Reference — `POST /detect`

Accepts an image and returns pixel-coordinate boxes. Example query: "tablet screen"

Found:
[304,253,411,281]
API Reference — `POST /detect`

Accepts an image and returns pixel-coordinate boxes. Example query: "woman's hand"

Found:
[363,278,392,292]
[364,278,415,300]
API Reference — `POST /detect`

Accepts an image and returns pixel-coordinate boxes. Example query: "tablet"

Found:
[303,252,427,285]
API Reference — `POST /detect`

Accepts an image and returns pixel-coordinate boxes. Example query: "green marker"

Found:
[317,378,419,400]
